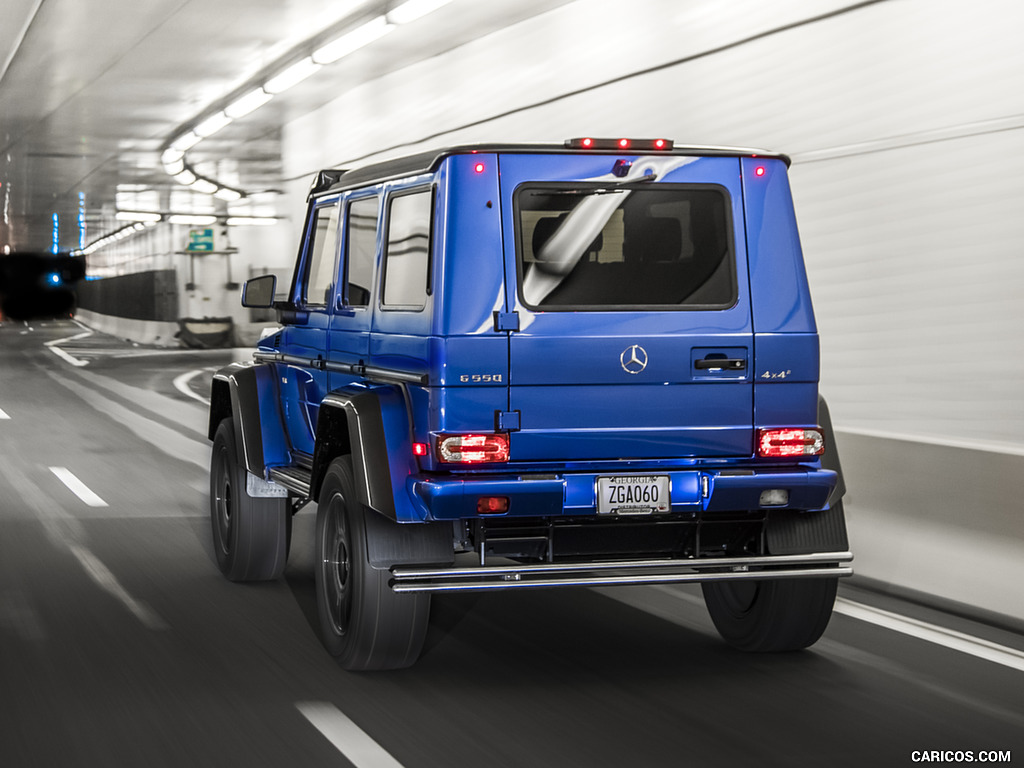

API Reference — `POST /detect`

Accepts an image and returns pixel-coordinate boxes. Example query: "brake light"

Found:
[438,434,510,463]
[757,428,824,458]
[565,137,674,151]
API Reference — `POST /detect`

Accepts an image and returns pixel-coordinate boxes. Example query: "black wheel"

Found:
[209,418,289,581]
[702,577,838,652]
[315,457,430,670]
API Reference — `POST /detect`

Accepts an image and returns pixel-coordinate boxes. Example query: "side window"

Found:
[304,202,341,306]
[344,196,379,307]
[382,188,433,309]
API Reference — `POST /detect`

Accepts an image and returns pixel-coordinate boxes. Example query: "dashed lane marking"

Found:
[67,544,168,631]
[297,702,406,768]
[833,598,1024,674]
[49,467,108,508]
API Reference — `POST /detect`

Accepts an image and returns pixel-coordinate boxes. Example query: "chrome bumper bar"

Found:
[390,551,853,593]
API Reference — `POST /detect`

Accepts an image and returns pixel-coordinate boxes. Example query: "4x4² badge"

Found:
[620,344,648,374]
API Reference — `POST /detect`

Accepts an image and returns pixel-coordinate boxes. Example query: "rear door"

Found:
[499,153,753,462]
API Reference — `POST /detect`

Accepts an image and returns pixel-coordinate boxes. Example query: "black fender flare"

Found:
[208,362,289,476]
[311,384,453,566]
[310,384,414,521]
[818,393,846,507]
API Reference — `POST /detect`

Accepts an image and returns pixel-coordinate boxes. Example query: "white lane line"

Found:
[0,408,10,419]
[68,544,168,631]
[49,467,109,508]
[834,598,1024,674]
[297,702,406,768]
[173,369,211,405]
[44,329,93,367]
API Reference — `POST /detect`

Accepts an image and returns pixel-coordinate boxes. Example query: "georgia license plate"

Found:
[596,475,670,515]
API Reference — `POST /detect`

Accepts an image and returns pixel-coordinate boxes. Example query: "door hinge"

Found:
[495,410,521,431]
[493,311,520,332]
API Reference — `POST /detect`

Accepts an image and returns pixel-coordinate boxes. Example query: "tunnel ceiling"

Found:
[0,0,568,254]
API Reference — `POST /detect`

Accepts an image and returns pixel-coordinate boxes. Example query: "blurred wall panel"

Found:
[280,0,1024,619]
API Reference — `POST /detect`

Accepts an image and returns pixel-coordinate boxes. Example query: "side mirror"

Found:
[241,274,276,308]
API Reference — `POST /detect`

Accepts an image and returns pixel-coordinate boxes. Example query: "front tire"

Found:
[209,418,289,581]
[314,457,430,670]
[702,577,838,652]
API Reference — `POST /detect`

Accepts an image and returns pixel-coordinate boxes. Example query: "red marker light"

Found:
[581,138,593,148]
[474,162,485,173]
[412,442,429,457]
[755,166,766,177]
[654,139,666,149]
[618,138,630,149]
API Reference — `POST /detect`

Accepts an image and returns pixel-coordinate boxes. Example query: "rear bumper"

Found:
[408,467,838,521]
[391,550,853,593]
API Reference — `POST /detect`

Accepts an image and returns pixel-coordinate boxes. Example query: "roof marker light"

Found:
[618,138,630,149]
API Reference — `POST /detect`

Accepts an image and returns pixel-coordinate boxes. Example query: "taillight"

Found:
[437,434,510,464]
[757,428,824,458]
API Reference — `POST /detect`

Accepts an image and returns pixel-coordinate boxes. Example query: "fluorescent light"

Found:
[189,178,219,195]
[161,148,184,165]
[226,216,277,226]
[214,187,243,201]
[170,131,202,153]
[163,157,185,175]
[194,111,231,138]
[313,16,393,64]
[115,211,162,223]
[174,169,197,186]
[225,88,273,118]
[264,57,321,94]
[387,0,452,24]
[168,214,217,225]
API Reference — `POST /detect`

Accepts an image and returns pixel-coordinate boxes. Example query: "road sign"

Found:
[187,228,215,252]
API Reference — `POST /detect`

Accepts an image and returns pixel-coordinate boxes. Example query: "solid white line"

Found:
[173,369,211,405]
[49,467,109,508]
[0,408,9,420]
[297,702,406,768]
[68,545,168,631]
[834,598,1024,674]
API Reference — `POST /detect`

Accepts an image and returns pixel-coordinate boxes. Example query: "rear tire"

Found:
[209,418,289,581]
[314,457,430,671]
[702,577,838,652]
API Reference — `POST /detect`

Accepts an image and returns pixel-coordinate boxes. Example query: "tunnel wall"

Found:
[279,0,1024,622]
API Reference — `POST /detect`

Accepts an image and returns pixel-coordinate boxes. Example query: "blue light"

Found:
[52,212,59,254]
[48,272,62,286]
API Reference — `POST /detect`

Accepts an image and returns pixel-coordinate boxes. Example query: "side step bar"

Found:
[267,465,311,498]
[391,551,853,593]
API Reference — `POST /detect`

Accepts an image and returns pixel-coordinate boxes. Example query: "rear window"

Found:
[516,183,735,310]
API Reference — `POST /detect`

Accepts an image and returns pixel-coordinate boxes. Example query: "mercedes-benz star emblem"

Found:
[620,344,648,374]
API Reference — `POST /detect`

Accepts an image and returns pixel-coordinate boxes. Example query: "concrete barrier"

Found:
[837,430,1024,626]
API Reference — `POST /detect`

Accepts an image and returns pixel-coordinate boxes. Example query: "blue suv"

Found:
[208,138,851,669]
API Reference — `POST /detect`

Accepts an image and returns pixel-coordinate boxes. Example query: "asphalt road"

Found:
[1,318,1022,768]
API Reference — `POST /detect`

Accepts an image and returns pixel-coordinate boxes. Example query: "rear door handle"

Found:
[694,357,746,371]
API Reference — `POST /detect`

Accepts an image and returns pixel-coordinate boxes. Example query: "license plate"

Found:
[596,475,670,515]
